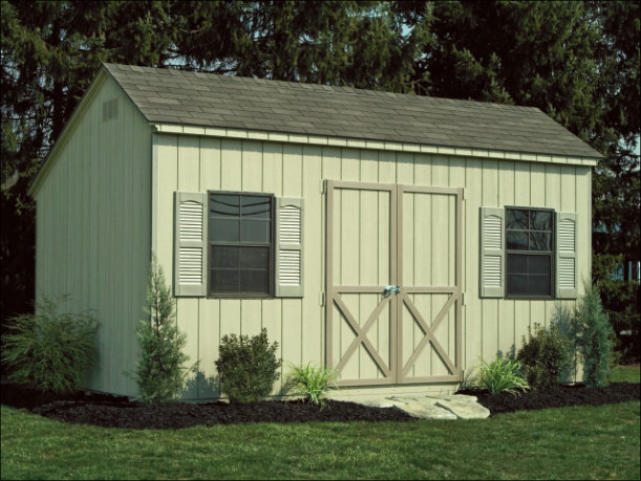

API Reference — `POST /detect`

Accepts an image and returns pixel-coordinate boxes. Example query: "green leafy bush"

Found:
[1,297,98,393]
[476,357,529,395]
[288,363,337,406]
[577,286,616,387]
[216,328,281,403]
[593,254,640,363]
[517,309,575,390]
[134,260,189,403]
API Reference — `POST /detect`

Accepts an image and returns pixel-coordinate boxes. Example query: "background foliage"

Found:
[1,1,639,359]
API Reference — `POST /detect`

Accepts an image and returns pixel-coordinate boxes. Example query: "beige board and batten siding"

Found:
[154,133,591,399]
[34,74,152,396]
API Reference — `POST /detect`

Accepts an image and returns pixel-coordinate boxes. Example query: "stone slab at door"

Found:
[325,180,463,387]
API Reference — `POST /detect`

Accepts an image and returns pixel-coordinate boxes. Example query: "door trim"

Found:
[325,180,464,386]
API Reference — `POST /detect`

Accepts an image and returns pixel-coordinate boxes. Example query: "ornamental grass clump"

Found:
[476,357,529,395]
[1,297,98,393]
[134,260,189,403]
[216,328,281,403]
[288,363,338,406]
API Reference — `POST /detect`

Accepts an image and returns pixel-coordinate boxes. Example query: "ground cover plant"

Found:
[1,367,639,480]
[1,297,98,393]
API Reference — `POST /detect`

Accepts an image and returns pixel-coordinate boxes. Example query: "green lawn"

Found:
[1,366,639,480]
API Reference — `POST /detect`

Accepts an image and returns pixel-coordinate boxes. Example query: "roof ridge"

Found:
[102,62,540,113]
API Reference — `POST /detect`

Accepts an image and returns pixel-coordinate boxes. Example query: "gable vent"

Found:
[102,98,118,121]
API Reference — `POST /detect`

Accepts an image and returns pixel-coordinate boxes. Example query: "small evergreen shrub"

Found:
[288,363,337,406]
[216,328,280,403]
[134,260,189,403]
[517,311,575,390]
[577,286,616,387]
[1,297,98,393]
[476,356,529,395]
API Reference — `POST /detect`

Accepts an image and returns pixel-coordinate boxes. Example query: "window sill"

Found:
[505,295,555,300]
[208,294,274,300]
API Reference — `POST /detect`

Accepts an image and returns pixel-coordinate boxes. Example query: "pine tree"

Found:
[134,259,189,403]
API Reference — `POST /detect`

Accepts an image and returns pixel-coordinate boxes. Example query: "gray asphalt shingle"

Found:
[104,63,602,159]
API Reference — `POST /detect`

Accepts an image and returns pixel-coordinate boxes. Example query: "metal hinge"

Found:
[320,291,325,306]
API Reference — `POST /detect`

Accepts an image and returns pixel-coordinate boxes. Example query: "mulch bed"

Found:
[457,382,640,415]
[0,383,413,429]
[3,382,639,428]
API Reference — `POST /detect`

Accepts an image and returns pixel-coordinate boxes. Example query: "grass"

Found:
[1,365,639,480]
[612,364,640,383]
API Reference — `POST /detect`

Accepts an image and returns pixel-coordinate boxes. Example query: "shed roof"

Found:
[104,63,601,159]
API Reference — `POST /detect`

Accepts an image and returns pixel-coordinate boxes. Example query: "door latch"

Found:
[383,285,401,297]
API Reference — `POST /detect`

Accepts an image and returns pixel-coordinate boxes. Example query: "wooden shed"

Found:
[29,63,602,399]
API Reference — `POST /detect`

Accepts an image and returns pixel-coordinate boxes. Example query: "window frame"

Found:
[207,190,276,299]
[504,206,556,300]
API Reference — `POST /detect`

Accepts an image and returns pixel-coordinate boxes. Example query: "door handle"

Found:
[383,285,401,297]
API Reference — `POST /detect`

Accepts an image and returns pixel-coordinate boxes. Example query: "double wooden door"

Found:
[325,180,463,386]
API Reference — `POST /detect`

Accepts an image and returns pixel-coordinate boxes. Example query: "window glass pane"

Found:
[210,219,239,242]
[529,275,551,296]
[508,274,529,295]
[531,211,553,231]
[239,269,269,294]
[508,254,528,274]
[240,219,270,243]
[239,247,269,269]
[211,269,238,292]
[241,196,271,218]
[528,256,551,275]
[212,246,238,268]
[529,232,552,251]
[507,209,529,229]
[507,231,528,250]
[211,194,239,217]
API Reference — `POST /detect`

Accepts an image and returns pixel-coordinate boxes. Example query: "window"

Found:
[209,193,274,297]
[506,208,554,297]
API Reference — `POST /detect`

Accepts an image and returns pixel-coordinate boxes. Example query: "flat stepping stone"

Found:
[430,394,491,419]
[328,392,490,420]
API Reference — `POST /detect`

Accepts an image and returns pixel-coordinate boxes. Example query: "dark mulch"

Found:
[458,382,641,415]
[0,383,413,429]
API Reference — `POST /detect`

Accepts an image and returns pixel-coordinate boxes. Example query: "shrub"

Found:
[134,260,189,403]
[288,363,337,406]
[577,286,616,388]
[1,297,98,393]
[594,254,640,363]
[517,310,575,390]
[216,328,280,403]
[476,356,529,395]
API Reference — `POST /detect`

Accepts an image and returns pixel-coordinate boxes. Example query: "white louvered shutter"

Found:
[480,207,505,298]
[275,197,304,297]
[556,212,577,299]
[174,192,208,297]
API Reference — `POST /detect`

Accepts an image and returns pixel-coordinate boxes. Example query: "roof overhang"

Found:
[152,123,600,168]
